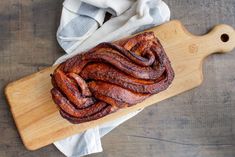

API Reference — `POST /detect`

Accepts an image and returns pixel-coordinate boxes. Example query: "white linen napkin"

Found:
[54,0,170,156]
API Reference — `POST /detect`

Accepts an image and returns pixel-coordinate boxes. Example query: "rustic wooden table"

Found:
[0,0,234,157]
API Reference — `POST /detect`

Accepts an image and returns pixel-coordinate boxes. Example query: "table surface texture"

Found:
[0,0,234,157]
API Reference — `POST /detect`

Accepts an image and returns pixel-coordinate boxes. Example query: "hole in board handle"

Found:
[220,34,229,42]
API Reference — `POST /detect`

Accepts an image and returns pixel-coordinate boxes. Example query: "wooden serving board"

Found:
[5,20,235,150]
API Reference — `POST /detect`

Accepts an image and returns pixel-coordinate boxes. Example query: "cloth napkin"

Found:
[54,0,170,156]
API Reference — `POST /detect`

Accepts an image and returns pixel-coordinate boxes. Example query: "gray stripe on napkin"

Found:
[58,15,98,50]
[59,15,97,37]
[78,2,100,18]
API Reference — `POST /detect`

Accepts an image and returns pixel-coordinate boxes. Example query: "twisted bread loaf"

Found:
[51,32,174,124]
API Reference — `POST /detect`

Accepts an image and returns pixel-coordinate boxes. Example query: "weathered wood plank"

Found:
[0,0,234,156]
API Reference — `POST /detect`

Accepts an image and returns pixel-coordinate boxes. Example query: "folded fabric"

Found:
[54,0,170,156]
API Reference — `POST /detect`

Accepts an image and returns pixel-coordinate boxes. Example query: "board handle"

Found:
[199,24,235,56]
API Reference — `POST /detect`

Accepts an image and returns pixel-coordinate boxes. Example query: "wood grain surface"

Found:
[0,0,235,156]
